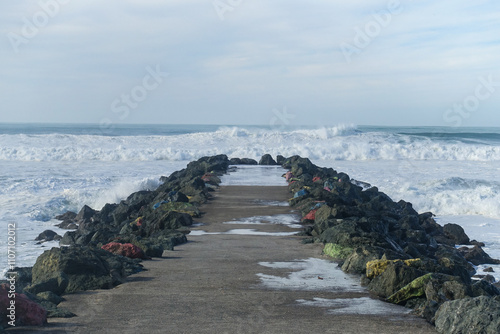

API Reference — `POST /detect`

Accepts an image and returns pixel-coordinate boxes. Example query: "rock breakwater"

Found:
[2,154,499,333]
[283,155,500,333]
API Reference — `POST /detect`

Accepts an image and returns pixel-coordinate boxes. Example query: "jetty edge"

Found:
[282,155,500,333]
[0,154,499,333]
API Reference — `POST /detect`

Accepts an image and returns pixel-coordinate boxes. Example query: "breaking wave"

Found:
[1,124,500,162]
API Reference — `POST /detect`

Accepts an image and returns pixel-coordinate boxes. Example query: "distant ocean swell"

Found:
[1,126,500,162]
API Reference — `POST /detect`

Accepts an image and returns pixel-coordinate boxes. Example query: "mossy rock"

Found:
[367,260,426,298]
[323,243,353,260]
[158,202,201,217]
[366,258,422,279]
[386,273,433,305]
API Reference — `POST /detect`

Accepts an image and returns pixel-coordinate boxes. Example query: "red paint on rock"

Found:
[101,242,147,259]
[302,209,318,221]
[0,283,47,327]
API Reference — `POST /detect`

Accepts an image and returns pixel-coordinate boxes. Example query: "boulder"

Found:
[471,280,500,297]
[186,154,230,174]
[434,245,474,282]
[341,246,389,274]
[143,211,192,235]
[387,273,433,305]
[101,242,148,259]
[366,259,422,279]
[8,267,32,293]
[259,154,277,165]
[434,296,500,334]
[180,177,207,197]
[229,158,258,165]
[24,273,69,296]
[75,205,97,222]
[366,259,426,298]
[115,235,165,257]
[425,275,471,304]
[320,219,393,251]
[313,205,337,230]
[323,243,353,260]
[35,230,62,242]
[0,283,47,327]
[36,291,64,305]
[112,191,155,226]
[443,223,470,245]
[149,202,200,218]
[39,301,75,318]
[458,245,500,265]
[302,209,318,222]
[276,155,286,165]
[56,220,78,229]
[27,246,143,295]
[55,211,77,221]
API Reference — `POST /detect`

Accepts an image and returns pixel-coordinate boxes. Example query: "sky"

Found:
[0,0,499,127]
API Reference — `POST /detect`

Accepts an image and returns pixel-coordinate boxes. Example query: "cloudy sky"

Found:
[1,0,499,127]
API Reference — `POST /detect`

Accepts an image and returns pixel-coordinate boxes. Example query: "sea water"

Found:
[1,123,499,280]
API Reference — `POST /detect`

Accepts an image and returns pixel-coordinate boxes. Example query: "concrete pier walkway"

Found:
[12,186,436,334]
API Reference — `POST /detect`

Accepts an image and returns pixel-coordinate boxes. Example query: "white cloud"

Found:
[0,0,499,126]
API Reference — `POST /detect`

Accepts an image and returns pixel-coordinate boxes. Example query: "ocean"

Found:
[1,123,499,280]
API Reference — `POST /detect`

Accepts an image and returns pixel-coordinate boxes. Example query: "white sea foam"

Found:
[189,229,298,236]
[2,125,500,162]
[0,159,187,278]
[257,258,364,292]
[222,214,302,228]
[436,215,500,282]
[2,124,500,280]
[221,165,287,186]
[296,297,411,316]
[325,160,500,219]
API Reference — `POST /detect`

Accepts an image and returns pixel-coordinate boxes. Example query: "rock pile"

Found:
[3,154,499,333]
[282,155,500,333]
[1,154,230,327]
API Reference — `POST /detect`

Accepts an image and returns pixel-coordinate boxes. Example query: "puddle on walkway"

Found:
[189,229,299,236]
[253,199,289,207]
[296,297,412,316]
[256,258,363,292]
[256,258,414,317]
[222,214,302,228]
[220,165,287,186]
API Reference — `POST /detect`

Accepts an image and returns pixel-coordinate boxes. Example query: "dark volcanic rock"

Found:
[229,157,258,165]
[280,154,499,326]
[26,155,237,325]
[144,211,192,233]
[259,154,277,165]
[341,245,398,274]
[367,261,426,298]
[55,155,229,258]
[36,291,64,305]
[433,245,474,283]
[112,191,156,226]
[55,211,77,221]
[101,242,148,259]
[35,230,62,242]
[6,267,33,293]
[56,220,78,229]
[435,296,500,334]
[471,279,500,297]
[0,283,47,327]
[26,246,143,295]
[76,205,97,223]
[276,155,286,165]
[458,245,500,265]
[443,223,470,245]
